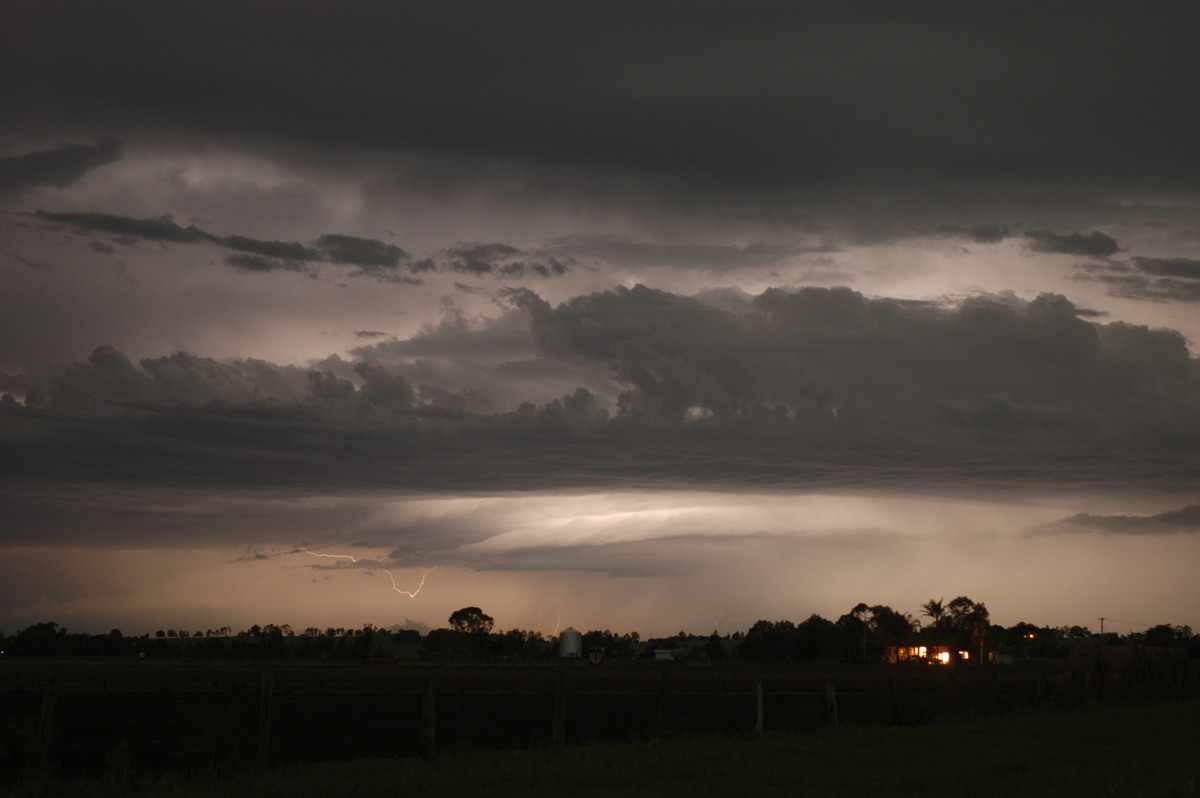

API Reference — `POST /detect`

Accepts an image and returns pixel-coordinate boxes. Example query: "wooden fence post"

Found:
[551,671,568,748]
[258,670,274,769]
[825,682,838,728]
[421,680,437,762]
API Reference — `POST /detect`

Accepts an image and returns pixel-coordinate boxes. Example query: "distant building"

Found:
[886,644,966,664]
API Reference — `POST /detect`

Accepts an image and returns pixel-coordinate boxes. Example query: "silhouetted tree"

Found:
[704,631,727,660]
[945,596,990,663]
[448,606,494,635]
[421,628,464,658]
[741,620,798,661]
[836,604,874,661]
[14,622,68,655]
[920,597,946,629]
[795,614,839,660]
[1143,624,1193,647]
[868,605,917,646]
[1007,621,1042,660]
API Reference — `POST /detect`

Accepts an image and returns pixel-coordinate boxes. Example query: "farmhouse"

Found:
[885,644,971,664]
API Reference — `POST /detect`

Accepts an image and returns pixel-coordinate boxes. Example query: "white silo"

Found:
[558,627,583,658]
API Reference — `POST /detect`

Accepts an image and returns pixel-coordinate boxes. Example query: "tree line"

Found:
[3,598,1196,661]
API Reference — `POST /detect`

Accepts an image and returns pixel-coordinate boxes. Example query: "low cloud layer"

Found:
[30,210,574,282]
[1040,504,1200,536]
[1025,230,1123,258]
[1075,256,1200,303]
[0,140,121,196]
[4,287,1198,514]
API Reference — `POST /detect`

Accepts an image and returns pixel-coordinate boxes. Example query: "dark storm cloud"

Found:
[6,3,1199,197]
[47,346,315,409]
[0,140,121,196]
[1025,230,1123,258]
[27,209,571,282]
[439,243,575,278]
[1131,257,1200,281]
[30,211,324,269]
[34,210,209,244]
[220,234,320,262]
[1073,256,1200,303]
[515,285,1200,445]
[5,284,1200,538]
[1037,504,1200,536]
[224,253,308,274]
[314,234,407,270]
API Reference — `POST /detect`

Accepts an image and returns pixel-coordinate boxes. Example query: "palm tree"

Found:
[920,597,945,630]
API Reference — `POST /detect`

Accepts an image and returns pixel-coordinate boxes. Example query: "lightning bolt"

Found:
[298,548,434,599]
[383,567,437,598]
[300,548,358,563]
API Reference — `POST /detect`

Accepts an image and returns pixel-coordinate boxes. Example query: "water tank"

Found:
[558,627,582,658]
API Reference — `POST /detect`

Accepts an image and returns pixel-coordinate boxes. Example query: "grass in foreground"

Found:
[10,699,1199,798]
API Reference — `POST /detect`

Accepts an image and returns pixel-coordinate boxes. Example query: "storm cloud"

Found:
[27,210,575,282]
[0,139,121,196]
[6,286,1199,507]
[1025,230,1123,258]
[6,3,1200,195]
[1041,504,1200,536]
[1074,256,1200,303]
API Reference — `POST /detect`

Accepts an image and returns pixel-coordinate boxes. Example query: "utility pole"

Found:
[1099,617,1105,635]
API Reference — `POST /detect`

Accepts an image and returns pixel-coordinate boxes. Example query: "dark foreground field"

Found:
[7,698,1199,798]
[3,657,1196,795]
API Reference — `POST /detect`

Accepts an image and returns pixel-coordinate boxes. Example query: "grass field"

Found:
[9,698,1198,797]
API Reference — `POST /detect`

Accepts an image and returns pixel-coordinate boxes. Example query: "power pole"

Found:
[1099,617,1105,635]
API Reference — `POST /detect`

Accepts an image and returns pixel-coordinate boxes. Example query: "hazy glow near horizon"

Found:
[3,490,1195,638]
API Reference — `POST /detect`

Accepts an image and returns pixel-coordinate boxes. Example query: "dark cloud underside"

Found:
[1045,504,1200,536]
[1025,230,1122,258]
[0,140,121,196]
[1073,256,1200,303]
[34,209,208,244]
[4,287,1198,512]
[27,210,573,281]
[6,3,1200,195]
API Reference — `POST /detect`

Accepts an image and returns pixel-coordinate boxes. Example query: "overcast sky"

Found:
[3,1,1199,638]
